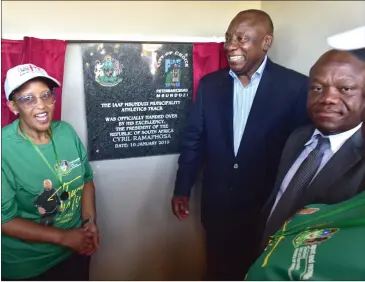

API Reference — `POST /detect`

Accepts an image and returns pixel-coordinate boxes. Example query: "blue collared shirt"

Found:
[229,56,268,156]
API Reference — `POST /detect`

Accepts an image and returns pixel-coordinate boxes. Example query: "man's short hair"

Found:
[237,9,274,34]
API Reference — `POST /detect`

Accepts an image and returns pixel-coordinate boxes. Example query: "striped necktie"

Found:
[263,135,331,241]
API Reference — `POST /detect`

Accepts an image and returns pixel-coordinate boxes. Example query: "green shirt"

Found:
[1,119,94,279]
[246,191,365,281]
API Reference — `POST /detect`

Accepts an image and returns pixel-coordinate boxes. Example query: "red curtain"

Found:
[1,40,24,128]
[1,37,67,127]
[192,42,229,100]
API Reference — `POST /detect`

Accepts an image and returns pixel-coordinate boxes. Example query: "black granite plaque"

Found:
[82,43,193,161]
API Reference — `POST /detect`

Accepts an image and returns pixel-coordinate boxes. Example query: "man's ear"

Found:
[263,34,273,52]
[7,100,18,115]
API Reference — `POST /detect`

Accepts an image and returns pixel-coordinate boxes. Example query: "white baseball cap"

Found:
[327,26,365,50]
[4,64,60,100]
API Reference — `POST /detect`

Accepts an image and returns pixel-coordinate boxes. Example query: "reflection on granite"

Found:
[82,43,193,161]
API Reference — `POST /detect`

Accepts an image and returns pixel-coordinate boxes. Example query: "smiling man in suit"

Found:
[261,47,365,248]
[171,9,311,280]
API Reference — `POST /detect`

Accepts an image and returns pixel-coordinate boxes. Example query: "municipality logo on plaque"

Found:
[164,58,183,88]
[94,55,123,87]
[156,51,189,89]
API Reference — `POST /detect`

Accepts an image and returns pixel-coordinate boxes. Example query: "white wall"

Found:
[2,1,261,280]
[262,1,365,75]
[3,1,260,40]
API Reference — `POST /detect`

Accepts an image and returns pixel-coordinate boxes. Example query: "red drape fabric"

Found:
[192,42,229,100]
[1,40,24,127]
[1,37,67,127]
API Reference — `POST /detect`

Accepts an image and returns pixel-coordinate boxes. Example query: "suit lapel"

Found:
[218,70,234,157]
[306,129,364,197]
[275,127,314,193]
[262,126,314,215]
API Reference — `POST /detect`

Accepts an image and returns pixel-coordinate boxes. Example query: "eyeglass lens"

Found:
[16,90,56,108]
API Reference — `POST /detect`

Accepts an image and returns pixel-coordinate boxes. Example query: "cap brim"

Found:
[39,75,61,88]
[327,26,365,50]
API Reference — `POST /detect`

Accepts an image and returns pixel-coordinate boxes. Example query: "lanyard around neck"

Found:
[19,125,63,186]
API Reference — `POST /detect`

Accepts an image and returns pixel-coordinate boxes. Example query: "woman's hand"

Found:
[83,222,100,255]
[59,228,94,254]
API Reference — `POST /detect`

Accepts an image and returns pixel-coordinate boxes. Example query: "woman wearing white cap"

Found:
[1,64,99,280]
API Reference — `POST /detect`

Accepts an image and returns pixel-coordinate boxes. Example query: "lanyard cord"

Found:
[19,124,63,186]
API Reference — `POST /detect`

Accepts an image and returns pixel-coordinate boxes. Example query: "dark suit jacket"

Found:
[261,125,365,236]
[174,58,311,229]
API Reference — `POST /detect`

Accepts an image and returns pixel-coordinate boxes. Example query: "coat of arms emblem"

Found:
[94,55,123,87]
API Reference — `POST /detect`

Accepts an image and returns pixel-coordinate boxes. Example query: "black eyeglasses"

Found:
[15,90,56,109]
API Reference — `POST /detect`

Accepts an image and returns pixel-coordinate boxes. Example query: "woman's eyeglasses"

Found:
[15,90,56,109]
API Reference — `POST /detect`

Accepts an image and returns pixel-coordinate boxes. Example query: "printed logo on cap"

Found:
[17,64,46,77]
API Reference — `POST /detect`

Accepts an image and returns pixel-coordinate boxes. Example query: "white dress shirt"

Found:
[269,123,362,216]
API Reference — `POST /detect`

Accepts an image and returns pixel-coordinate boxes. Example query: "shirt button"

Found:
[233,163,239,169]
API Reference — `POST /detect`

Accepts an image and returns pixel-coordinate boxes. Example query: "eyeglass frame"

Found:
[11,89,57,109]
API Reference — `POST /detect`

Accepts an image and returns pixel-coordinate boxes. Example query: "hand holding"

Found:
[59,228,94,254]
[83,222,100,255]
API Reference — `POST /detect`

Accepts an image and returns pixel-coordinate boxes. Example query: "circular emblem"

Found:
[293,228,339,248]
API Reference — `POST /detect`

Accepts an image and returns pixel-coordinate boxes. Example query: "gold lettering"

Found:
[62,176,82,192]
[58,218,72,224]
[57,177,85,222]
[60,200,71,212]
[71,195,82,211]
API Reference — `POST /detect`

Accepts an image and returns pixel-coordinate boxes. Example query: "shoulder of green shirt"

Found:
[1,119,83,161]
[2,119,20,141]
[1,120,79,140]
[51,120,78,137]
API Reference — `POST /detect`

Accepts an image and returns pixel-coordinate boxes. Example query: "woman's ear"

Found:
[7,100,19,115]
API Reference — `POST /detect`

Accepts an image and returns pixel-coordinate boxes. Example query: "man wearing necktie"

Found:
[261,28,365,248]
